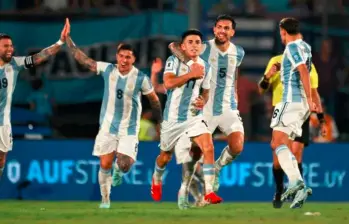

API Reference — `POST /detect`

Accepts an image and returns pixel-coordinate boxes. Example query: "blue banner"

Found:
[1,12,188,104]
[0,141,348,201]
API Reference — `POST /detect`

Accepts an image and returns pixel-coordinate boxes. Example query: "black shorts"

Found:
[294,117,310,147]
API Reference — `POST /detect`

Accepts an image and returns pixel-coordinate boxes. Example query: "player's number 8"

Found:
[273,109,280,119]
[0,78,8,89]
[117,89,124,99]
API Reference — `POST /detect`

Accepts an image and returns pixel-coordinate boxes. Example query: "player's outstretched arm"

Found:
[145,91,163,123]
[31,19,69,66]
[66,36,97,73]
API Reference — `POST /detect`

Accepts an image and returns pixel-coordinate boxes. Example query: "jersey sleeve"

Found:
[286,43,306,68]
[164,56,179,75]
[310,63,319,88]
[236,45,245,67]
[12,56,27,70]
[141,75,154,95]
[96,62,113,77]
[202,65,212,90]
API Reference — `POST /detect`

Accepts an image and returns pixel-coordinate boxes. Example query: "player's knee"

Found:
[201,141,214,155]
[228,141,243,155]
[270,137,288,151]
[117,158,134,173]
[100,159,113,170]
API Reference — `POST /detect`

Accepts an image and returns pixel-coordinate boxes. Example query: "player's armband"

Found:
[24,56,35,68]
[258,75,270,90]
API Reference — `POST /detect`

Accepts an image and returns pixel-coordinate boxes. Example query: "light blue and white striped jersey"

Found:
[97,62,154,136]
[0,57,26,126]
[281,39,312,102]
[201,39,245,116]
[163,56,212,123]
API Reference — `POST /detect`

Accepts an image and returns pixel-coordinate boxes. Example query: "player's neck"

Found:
[0,59,5,67]
[286,34,302,44]
[214,39,230,52]
[189,56,199,62]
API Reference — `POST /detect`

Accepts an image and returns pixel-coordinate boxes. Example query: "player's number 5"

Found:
[219,68,227,78]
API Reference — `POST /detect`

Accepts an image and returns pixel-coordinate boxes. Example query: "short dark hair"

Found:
[181,29,203,43]
[0,33,12,41]
[215,14,236,29]
[279,18,300,35]
[117,43,136,55]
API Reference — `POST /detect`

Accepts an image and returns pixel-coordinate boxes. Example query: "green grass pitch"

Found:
[1,201,348,224]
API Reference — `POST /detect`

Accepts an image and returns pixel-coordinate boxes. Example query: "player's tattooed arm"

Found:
[201,89,209,104]
[146,91,163,122]
[168,42,190,63]
[66,36,97,72]
[31,44,62,66]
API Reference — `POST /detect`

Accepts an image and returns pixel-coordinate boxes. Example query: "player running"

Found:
[63,19,162,209]
[150,58,207,208]
[269,17,315,209]
[0,20,69,181]
[258,48,326,208]
[151,29,223,206]
[169,14,245,193]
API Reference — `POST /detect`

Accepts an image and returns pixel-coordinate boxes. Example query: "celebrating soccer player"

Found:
[151,29,223,207]
[169,15,245,193]
[63,19,162,209]
[0,19,69,181]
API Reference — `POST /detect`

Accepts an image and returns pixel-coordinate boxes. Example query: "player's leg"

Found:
[192,133,222,204]
[272,151,285,208]
[291,117,310,177]
[0,125,13,181]
[98,153,114,209]
[93,132,117,209]
[0,151,7,180]
[190,161,206,207]
[214,111,244,192]
[111,136,138,186]
[151,121,180,201]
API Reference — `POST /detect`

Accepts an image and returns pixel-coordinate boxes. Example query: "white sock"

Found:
[275,145,303,184]
[153,159,166,185]
[215,146,239,172]
[99,167,112,203]
[203,164,215,194]
[291,157,303,182]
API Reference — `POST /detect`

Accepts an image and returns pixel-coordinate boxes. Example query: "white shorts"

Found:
[174,134,204,164]
[93,131,139,161]
[0,125,13,153]
[270,101,310,139]
[205,110,244,136]
[160,115,209,152]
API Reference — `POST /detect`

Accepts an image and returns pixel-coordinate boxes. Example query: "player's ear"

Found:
[180,42,186,51]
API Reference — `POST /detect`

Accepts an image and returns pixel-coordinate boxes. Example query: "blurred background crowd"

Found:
[1,0,348,143]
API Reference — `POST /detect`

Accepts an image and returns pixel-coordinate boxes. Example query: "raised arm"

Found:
[145,91,163,123]
[63,18,97,72]
[66,36,97,73]
[151,58,167,94]
[30,19,69,67]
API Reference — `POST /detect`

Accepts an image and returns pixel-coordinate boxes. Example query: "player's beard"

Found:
[214,37,226,46]
[0,54,12,63]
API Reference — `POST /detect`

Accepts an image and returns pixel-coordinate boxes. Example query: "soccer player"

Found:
[0,21,69,181]
[259,38,326,209]
[151,29,223,206]
[268,17,315,209]
[150,58,206,208]
[63,19,162,209]
[169,14,245,193]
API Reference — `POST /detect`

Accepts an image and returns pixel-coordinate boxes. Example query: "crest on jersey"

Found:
[166,61,174,70]
[110,75,116,82]
[127,83,134,90]
[210,58,216,63]
[5,67,11,73]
